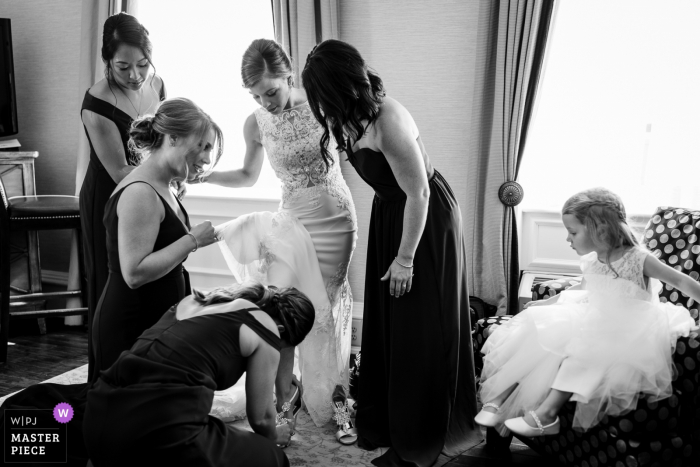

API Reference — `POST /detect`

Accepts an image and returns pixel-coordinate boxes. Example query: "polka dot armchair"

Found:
[473,206,700,467]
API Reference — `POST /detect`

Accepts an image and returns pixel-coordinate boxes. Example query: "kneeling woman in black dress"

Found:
[84,281,315,466]
[303,40,482,466]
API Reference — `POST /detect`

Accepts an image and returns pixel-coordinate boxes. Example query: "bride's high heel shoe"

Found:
[332,385,358,445]
[276,384,303,448]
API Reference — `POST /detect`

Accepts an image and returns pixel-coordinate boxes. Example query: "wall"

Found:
[339,0,486,301]
[1,0,83,274]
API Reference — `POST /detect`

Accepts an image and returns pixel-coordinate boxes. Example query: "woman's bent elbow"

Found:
[122,272,145,289]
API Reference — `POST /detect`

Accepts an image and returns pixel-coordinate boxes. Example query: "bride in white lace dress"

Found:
[202,39,357,428]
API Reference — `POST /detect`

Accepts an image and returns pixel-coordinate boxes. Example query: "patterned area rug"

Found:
[0,365,383,466]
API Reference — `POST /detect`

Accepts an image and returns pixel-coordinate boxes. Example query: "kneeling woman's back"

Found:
[84,282,314,467]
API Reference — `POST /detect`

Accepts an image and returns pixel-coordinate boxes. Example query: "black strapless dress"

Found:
[84,306,289,467]
[345,144,482,467]
[79,84,165,377]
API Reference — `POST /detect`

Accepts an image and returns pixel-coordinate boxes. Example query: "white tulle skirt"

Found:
[480,282,695,435]
[213,188,357,426]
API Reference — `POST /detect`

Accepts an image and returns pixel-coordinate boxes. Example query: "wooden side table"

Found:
[0,151,47,333]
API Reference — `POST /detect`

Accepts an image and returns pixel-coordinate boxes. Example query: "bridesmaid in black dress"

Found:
[80,12,166,379]
[93,96,222,375]
[302,40,482,466]
[85,282,315,466]
[0,97,223,465]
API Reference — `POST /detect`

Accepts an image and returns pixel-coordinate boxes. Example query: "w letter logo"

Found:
[53,403,74,423]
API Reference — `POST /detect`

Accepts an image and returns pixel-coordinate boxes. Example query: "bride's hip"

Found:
[281,189,356,229]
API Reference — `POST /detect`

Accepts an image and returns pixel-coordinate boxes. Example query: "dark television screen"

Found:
[0,18,18,137]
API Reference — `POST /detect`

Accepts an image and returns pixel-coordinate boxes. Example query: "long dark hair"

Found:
[128,97,224,170]
[192,281,315,347]
[302,39,385,164]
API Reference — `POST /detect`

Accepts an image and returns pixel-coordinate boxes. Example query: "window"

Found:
[138,0,280,199]
[519,0,700,216]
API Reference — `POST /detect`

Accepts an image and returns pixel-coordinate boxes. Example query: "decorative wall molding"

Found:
[520,209,651,274]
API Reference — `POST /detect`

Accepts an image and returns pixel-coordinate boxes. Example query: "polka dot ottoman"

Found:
[476,206,700,466]
[532,277,582,301]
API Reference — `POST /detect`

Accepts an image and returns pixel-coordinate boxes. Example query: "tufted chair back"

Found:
[642,207,700,323]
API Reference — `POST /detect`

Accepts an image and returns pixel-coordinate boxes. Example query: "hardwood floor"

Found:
[0,320,554,466]
[0,318,88,397]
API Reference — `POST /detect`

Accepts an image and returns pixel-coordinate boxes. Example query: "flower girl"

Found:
[476,188,699,437]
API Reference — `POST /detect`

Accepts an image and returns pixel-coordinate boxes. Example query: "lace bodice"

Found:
[254,103,355,221]
[581,247,651,299]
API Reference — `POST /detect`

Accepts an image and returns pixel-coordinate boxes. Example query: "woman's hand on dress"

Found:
[275,421,293,447]
[189,221,217,249]
[381,259,414,298]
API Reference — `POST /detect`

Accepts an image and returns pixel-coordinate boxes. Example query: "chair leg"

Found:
[27,230,46,335]
[76,228,88,311]
[1,225,11,363]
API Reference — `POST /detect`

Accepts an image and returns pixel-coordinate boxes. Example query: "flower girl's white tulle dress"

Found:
[480,246,696,435]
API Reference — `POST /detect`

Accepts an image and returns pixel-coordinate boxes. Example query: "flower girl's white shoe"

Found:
[474,402,501,427]
[504,411,560,437]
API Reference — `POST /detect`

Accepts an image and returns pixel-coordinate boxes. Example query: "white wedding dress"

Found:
[214,101,357,427]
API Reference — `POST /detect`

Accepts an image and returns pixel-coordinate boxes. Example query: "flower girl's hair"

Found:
[562,188,639,270]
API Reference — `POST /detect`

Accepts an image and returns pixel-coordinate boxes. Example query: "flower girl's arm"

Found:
[644,254,700,304]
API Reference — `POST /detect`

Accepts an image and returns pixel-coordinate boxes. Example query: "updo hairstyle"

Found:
[192,281,315,347]
[102,12,153,80]
[241,39,294,88]
[128,97,224,168]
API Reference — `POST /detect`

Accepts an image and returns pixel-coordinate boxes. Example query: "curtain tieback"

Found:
[498,181,524,207]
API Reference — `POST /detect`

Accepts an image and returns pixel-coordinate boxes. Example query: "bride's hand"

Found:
[381,259,414,298]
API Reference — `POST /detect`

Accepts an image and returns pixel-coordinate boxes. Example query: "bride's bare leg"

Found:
[483,383,518,413]
[523,389,571,427]
[275,346,297,415]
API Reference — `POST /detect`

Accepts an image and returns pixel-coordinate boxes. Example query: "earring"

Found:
[169,136,177,147]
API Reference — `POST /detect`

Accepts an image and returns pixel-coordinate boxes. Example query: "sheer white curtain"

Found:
[66,0,136,324]
[519,0,700,217]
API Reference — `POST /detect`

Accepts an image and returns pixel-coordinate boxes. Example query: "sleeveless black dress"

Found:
[84,306,289,467]
[79,84,166,378]
[92,180,191,381]
[0,179,192,465]
[345,144,482,467]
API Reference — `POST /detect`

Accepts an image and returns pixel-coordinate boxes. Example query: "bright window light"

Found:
[139,0,280,199]
[520,0,700,216]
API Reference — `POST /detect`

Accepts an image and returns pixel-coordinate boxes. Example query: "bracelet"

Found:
[186,233,198,252]
[393,257,413,268]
